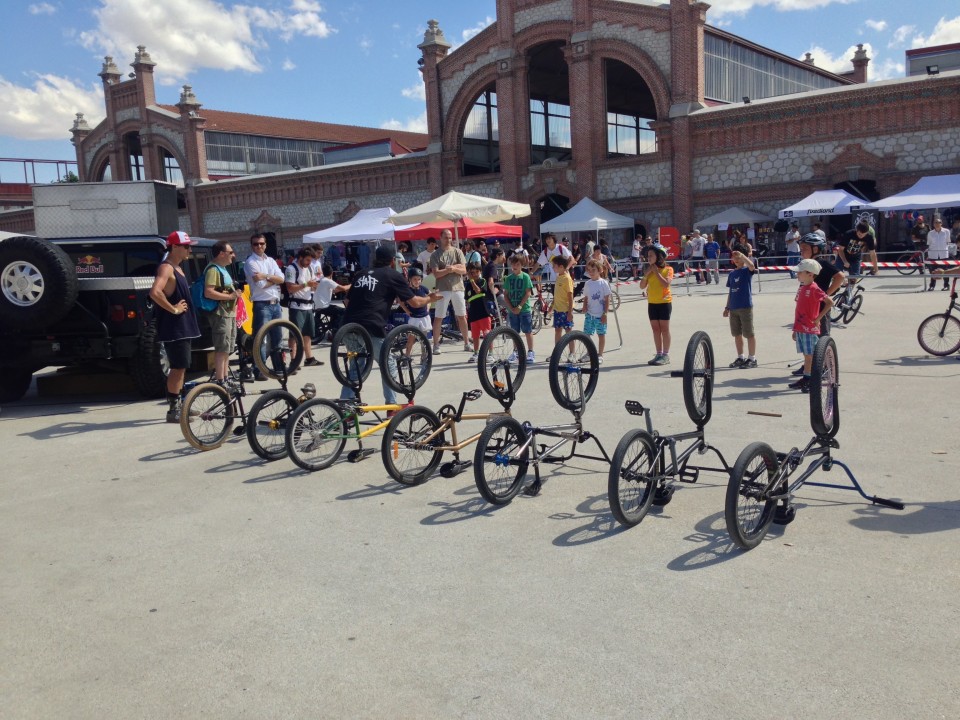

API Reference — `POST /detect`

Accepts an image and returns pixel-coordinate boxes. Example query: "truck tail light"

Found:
[110,305,126,323]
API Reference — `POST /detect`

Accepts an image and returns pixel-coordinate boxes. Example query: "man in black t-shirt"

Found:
[340,246,439,404]
[836,222,876,277]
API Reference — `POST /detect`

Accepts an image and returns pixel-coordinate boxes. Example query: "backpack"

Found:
[190,264,231,313]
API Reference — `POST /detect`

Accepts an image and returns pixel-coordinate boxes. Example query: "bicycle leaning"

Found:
[917,276,960,356]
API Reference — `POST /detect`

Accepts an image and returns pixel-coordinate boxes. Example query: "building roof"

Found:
[157,105,428,149]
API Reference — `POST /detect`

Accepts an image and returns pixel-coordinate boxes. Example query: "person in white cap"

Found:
[789,258,834,392]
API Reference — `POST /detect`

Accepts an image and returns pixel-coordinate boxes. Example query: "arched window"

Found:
[125,132,144,180]
[528,42,571,164]
[160,148,184,187]
[605,59,657,157]
[462,86,499,176]
[96,160,112,182]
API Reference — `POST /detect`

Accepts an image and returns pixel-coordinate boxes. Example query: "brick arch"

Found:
[590,39,671,122]
[522,178,581,230]
[88,145,113,181]
[150,136,189,183]
[512,21,571,57]
[813,143,896,187]
[442,65,500,153]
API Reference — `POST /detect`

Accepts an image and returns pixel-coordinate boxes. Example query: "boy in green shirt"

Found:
[503,255,535,363]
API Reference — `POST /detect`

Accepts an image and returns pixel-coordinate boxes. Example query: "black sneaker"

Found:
[304,357,324,367]
[744,358,758,368]
[791,367,804,376]
[729,357,746,369]
[788,377,810,392]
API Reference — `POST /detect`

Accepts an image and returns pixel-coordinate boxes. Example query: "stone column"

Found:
[69,114,92,181]
[97,57,124,181]
[851,44,870,84]
[496,52,524,199]
[177,84,208,235]
[418,20,451,198]
[668,0,707,115]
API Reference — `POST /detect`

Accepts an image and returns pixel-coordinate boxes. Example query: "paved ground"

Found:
[2,273,958,719]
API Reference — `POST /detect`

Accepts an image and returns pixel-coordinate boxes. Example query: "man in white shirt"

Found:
[687,229,706,284]
[244,233,285,380]
[285,247,323,366]
[927,216,952,291]
[536,233,572,283]
[416,238,437,273]
[631,234,643,278]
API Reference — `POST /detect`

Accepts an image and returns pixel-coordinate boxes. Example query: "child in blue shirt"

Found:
[723,244,758,368]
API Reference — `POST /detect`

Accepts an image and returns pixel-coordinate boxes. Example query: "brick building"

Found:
[3,0,959,251]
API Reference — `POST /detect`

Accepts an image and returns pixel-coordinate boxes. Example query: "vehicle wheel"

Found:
[381,405,444,485]
[895,253,919,275]
[0,368,33,403]
[330,323,374,390]
[917,313,960,356]
[0,236,78,330]
[724,441,780,550]
[809,336,840,439]
[474,415,529,505]
[129,320,170,398]
[828,293,845,324]
[548,331,600,412]
[610,288,621,312]
[477,326,527,401]
[530,306,543,335]
[379,324,432,397]
[608,429,659,527]
[682,331,715,426]
[246,389,297,461]
[285,398,347,471]
[252,319,303,381]
[842,292,863,324]
[180,382,235,451]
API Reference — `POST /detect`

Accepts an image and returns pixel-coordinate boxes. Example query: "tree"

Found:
[53,171,80,184]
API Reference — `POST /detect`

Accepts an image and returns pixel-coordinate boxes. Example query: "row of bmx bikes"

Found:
[177,317,904,551]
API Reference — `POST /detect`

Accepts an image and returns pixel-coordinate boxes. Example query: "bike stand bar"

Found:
[605,296,625,353]
[804,459,905,510]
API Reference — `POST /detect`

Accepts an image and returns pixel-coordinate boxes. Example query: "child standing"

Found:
[580,258,611,363]
[639,244,674,366]
[723,245,758,368]
[400,267,434,357]
[790,258,833,392]
[465,262,492,362]
[503,255,536,363]
[551,254,574,344]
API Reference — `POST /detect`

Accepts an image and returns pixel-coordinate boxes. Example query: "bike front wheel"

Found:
[828,293,846,323]
[682,330,714,426]
[895,253,920,275]
[474,416,529,505]
[246,389,297,460]
[917,312,960,356]
[286,398,347,471]
[842,292,863,324]
[608,429,659,527]
[530,305,543,335]
[381,405,444,485]
[180,382,235,451]
[810,336,840,439]
[724,441,780,550]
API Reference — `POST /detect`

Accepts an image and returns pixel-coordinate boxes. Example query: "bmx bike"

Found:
[284,323,431,471]
[828,277,864,325]
[381,326,527,485]
[472,331,611,505]
[917,277,960,356]
[724,336,904,550]
[608,331,732,527]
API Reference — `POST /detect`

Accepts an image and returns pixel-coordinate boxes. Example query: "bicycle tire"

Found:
[608,429,659,527]
[917,313,960,356]
[381,405,444,485]
[285,398,347,471]
[474,415,529,505]
[828,293,846,324]
[252,319,304,381]
[379,324,432,397]
[180,382,235,451]
[809,336,840,439]
[530,305,543,335]
[682,330,714,426]
[842,292,863,324]
[246,389,297,461]
[724,441,780,550]
[548,331,600,412]
[895,252,919,275]
[330,323,374,390]
[477,326,527,401]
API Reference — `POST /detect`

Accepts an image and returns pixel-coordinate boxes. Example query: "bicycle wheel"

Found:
[608,429,659,527]
[246,389,297,461]
[828,293,845,324]
[809,336,840,439]
[285,398,347,471]
[474,415,529,505]
[180,382,235,451]
[330,323,374,390]
[477,326,527,401]
[548,331,599,412]
[682,330,714,426]
[381,405,444,485]
[724,441,780,550]
[895,252,919,275]
[251,319,304,381]
[379,324,432,397]
[530,305,543,335]
[918,313,960,356]
[842,292,863,324]
[610,287,621,312]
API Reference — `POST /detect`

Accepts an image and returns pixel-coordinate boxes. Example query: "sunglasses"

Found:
[252,242,266,246]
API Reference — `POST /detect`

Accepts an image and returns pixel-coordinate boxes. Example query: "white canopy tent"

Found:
[863,174,960,211]
[539,197,635,234]
[696,206,773,227]
[778,189,865,219]
[303,207,415,244]
[385,191,531,227]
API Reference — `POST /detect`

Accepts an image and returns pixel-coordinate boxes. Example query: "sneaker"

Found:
[943,285,950,291]
[788,377,810,392]
[647,354,662,366]
[744,358,758,368]
[166,409,180,424]
[655,354,670,366]
[598,356,603,365]
[526,350,535,364]
[507,351,517,364]
[468,352,478,363]
[463,343,472,352]
[791,367,804,377]
[729,357,746,369]
[304,357,324,367]
[432,344,442,355]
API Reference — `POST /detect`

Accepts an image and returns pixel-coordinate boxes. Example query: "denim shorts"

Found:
[507,311,533,334]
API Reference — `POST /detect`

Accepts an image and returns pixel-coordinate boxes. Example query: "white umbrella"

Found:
[385,191,531,227]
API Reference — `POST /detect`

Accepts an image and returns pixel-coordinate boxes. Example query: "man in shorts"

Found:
[723,245,758,368]
[429,229,471,353]
[285,247,323,367]
[204,240,239,383]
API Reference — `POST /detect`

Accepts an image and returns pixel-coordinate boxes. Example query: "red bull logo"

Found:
[76,255,104,274]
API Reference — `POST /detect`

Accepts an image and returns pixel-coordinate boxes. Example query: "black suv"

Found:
[0,233,217,402]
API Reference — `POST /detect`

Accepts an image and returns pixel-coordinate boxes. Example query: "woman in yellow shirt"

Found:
[639,244,674,366]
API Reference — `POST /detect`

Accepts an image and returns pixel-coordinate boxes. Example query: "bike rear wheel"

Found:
[381,405,444,485]
[246,389,297,460]
[252,319,304,381]
[724,441,780,550]
[608,429,659,527]
[474,416,529,505]
[895,252,920,275]
[180,382,235,451]
[286,398,347,471]
[477,326,527,401]
[809,336,840,439]
[828,293,846,323]
[917,312,960,356]
[682,331,714,426]
[548,331,600,411]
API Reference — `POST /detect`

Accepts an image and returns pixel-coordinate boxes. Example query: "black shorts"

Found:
[648,303,672,321]
[163,339,192,369]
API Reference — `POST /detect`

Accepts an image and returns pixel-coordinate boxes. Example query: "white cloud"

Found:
[28,3,56,14]
[864,19,887,32]
[871,57,904,81]
[359,36,372,53]
[802,43,871,75]
[912,15,960,48]
[282,58,296,71]
[0,74,104,140]
[889,24,916,48]
[462,16,494,43]
[706,0,854,17]
[78,0,335,82]
[400,76,425,101]
[381,112,428,134]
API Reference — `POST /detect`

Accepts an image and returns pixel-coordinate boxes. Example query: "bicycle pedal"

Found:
[678,467,700,483]
[624,400,646,416]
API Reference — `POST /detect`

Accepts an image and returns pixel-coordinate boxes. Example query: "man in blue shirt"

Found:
[723,244,758,368]
[704,233,721,285]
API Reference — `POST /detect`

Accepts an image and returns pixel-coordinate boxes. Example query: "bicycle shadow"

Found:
[242,467,308,483]
[139,447,198,462]
[205,457,268,474]
[21,417,165,440]
[666,511,785,571]
[550,494,632,546]
[336,479,410,500]
[874,355,960,368]
[420,486,502,525]
[848,500,960,535]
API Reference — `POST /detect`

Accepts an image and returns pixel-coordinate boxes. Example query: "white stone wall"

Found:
[115,108,141,124]
[597,161,672,201]
[450,180,505,197]
[441,49,499,118]
[200,190,433,236]
[515,0,573,33]
[178,212,192,234]
[865,128,960,171]
[591,21,671,77]
[694,142,838,191]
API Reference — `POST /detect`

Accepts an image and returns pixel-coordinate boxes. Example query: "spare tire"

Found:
[0,236,78,330]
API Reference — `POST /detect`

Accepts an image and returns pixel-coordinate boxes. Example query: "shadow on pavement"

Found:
[550,494,629,546]
[421,485,502,525]
[337,480,409,500]
[874,355,960,369]
[205,457,269,474]
[21,417,165,440]
[139,447,198,461]
[242,467,307,483]
[848,500,960,535]
[666,511,783,571]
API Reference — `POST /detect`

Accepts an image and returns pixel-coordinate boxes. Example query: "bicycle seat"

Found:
[464,389,483,402]
[625,400,647,416]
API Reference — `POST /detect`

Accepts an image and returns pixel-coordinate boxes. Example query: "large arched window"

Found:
[528,42,571,164]
[605,59,657,157]
[95,159,112,182]
[462,86,499,176]
[124,132,144,180]
[160,148,184,187]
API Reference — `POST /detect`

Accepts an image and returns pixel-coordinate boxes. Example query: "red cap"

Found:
[166,231,195,246]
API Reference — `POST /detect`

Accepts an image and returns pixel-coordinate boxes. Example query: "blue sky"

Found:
[1,0,958,182]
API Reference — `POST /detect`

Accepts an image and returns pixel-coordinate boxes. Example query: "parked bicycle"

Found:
[917,276,960,356]
[895,248,926,275]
